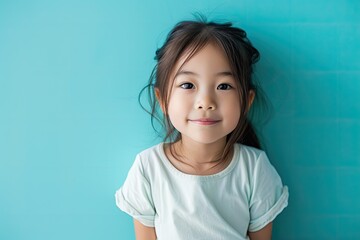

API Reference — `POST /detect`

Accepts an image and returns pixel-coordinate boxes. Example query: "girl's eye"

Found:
[180,83,194,89]
[217,84,233,90]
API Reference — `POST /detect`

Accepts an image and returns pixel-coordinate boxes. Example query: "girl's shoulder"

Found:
[234,143,271,171]
[132,142,167,175]
[136,142,164,161]
[235,143,265,161]
[137,142,161,153]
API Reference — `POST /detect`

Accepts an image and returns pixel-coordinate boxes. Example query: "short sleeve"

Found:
[115,155,156,227]
[248,152,289,232]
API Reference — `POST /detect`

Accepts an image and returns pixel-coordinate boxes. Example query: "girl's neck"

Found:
[178,137,225,163]
[165,136,234,175]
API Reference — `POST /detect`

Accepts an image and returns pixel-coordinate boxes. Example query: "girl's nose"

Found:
[195,93,216,110]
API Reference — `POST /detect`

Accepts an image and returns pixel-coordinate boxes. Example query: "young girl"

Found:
[115,18,288,240]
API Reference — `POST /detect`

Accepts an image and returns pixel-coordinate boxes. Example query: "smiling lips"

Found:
[188,118,221,125]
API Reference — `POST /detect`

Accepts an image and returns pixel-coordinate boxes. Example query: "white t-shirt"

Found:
[115,143,288,240]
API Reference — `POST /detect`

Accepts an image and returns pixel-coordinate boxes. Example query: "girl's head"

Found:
[141,18,263,155]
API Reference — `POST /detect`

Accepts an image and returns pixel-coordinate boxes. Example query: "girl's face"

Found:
[161,43,242,146]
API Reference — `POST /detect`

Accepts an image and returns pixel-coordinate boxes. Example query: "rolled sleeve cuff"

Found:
[248,186,289,232]
[115,189,155,227]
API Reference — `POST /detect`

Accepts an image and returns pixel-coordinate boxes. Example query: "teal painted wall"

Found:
[1,0,359,239]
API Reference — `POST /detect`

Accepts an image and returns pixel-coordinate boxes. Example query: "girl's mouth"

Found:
[188,118,221,125]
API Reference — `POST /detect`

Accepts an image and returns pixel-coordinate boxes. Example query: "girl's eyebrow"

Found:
[175,70,233,77]
[175,70,199,77]
[216,71,233,77]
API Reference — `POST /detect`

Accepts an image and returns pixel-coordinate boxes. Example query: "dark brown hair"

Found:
[140,17,268,161]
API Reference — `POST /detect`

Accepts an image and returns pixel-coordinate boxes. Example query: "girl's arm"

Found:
[248,222,273,240]
[134,219,157,240]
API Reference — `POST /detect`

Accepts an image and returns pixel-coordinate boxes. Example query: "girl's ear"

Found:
[155,87,166,114]
[247,90,256,111]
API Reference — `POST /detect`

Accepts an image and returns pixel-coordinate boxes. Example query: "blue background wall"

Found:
[1,0,359,239]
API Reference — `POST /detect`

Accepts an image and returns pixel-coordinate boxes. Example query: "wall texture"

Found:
[1,0,359,239]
